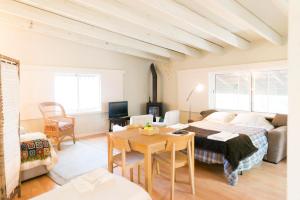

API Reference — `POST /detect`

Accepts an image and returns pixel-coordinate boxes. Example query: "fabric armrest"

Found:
[265,126,287,163]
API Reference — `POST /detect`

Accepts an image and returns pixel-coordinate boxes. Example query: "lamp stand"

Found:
[188,100,193,123]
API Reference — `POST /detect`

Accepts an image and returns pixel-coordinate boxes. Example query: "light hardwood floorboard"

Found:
[15,135,286,200]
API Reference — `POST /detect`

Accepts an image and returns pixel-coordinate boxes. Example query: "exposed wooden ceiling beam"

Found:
[192,0,284,45]
[0,0,181,59]
[123,0,250,49]
[0,12,168,62]
[16,0,202,57]
[70,0,224,53]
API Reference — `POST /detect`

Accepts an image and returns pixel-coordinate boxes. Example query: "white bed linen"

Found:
[32,168,152,200]
[20,132,58,171]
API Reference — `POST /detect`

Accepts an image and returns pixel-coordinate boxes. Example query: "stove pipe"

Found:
[150,63,157,102]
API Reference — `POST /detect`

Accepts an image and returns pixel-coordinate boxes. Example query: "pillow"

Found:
[200,109,217,118]
[204,112,236,123]
[272,114,288,127]
[230,113,274,131]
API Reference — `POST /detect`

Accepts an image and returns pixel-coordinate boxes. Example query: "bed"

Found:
[187,119,268,186]
[31,168,152,200]
[20,131,58,181]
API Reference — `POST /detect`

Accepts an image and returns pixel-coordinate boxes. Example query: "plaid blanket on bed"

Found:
[190,121,268,186]
[21,139,51,163]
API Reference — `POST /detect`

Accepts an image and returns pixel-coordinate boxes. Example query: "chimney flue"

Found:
[150,63,157,102]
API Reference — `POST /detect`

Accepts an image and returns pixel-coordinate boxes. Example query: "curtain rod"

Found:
[0,54,20,65]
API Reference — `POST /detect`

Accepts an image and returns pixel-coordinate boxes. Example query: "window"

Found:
[253,70,288,114]
[211,69,288,114]
[215,73,251,111]
[54,74,101,113]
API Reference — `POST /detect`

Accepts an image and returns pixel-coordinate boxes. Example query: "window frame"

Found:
[54,73,102,114]
[209,68,288,114]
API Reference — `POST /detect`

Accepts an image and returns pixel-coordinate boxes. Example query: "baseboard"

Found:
[76,131,107,139]
[62,130,108,141]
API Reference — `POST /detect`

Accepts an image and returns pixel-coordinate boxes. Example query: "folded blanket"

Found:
[207,131,239,142]
[183,126,258,170]
[21,139,51,163]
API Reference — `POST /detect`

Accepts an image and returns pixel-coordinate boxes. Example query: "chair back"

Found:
[108,133,131,152]
[164,110,180,126]
[130,114,153,126]
[165,132,194,152]
[39,102,66,119]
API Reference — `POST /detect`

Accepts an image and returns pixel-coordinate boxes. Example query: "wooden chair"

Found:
[39,102,76,150]
[153,132,195,200]
[108,133,144,183]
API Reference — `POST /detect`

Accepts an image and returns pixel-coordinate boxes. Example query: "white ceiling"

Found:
[0,0,288,61]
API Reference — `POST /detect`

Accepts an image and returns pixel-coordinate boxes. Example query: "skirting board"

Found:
[65,130,108,141]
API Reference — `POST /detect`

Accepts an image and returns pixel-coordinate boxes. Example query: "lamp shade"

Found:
[195,83,204,92]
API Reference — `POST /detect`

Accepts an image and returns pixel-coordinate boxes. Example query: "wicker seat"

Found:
[39,102,76,150]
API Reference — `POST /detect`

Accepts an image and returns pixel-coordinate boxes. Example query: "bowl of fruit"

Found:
[139,123,159,136]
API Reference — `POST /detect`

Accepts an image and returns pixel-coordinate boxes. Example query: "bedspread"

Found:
[20,132,58,171]
[189,121,268,186]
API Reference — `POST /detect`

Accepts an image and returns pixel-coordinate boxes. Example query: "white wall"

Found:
[156,40,287,122]
[0,24,152,135]
[288,1,300,199]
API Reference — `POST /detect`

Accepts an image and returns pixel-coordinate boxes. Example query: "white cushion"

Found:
[230,113,274,131]
[130,114,153,126]
[112,125,127,132]
[164,110,180,126]
[204,112,236,123]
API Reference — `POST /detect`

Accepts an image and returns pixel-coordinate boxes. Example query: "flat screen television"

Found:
[108,101,128,119]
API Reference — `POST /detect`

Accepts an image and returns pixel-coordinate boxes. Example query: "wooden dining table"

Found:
[107,127,195,195]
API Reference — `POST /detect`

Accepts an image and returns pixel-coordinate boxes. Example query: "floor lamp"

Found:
[186,83,204,123]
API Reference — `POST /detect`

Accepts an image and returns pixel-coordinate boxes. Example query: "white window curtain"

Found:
[55,74,101,113]
[78,75,101,111]
[212,69,288,114]
[253,70,288,114]
[215,73,251,111]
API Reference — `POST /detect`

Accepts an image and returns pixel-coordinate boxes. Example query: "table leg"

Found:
[109,120,112,132]
[107,134,113,173]
[192,136,195,177]
[144,150,153,194]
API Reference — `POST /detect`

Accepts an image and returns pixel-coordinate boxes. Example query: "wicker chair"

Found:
[39,102,76,150]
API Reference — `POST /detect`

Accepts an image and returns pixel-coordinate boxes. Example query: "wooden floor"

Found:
[16,135,286,200]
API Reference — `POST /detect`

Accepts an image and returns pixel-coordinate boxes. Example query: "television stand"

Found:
[109,116,130,132]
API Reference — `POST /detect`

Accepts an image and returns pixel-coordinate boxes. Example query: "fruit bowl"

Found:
[139,126,159,136]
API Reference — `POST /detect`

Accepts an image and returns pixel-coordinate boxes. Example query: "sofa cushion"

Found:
[204,111,236,123]
[272,114,288,127]
[58,121,74,131]
[230,113,274,131]
[200,109,217,118]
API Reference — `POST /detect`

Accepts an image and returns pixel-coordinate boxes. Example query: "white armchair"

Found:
[112,125,127,132]
[130,114,153,126]
[153,110,180,127]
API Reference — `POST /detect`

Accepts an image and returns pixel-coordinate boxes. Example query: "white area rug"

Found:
[48,141,107,185]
